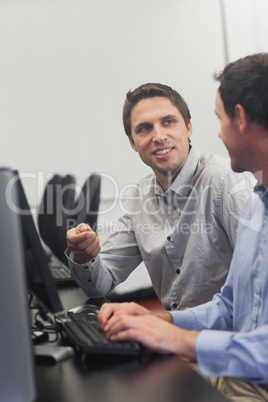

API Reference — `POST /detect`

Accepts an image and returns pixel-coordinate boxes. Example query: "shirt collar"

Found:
[254,181,268,199]
[155,147,201,198]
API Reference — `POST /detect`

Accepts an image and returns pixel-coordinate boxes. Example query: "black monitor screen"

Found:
[0,167,37,402]
[8,170,64,317]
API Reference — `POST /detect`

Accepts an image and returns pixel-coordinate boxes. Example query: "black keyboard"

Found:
[49,261,76,286]
[56,307,141,357]
[51,264,71,279]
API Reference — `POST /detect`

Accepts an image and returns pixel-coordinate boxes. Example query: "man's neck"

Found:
[254,171,267,188]
[153,148,192,191]
[248,123,268,188]
[155,172,177,192]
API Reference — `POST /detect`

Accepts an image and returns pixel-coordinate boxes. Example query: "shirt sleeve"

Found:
[65,213,143,298]
[65,251,114,298]
[171,266,268,383]
[170,291,233,331]
[196,326,268,383]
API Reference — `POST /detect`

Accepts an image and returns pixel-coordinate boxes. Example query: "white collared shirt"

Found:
[67,148,254,310]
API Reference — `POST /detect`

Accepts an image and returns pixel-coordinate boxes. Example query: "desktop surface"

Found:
[35,287,230,402]
[36,352,230,402]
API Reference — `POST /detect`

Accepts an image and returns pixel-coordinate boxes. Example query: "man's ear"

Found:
[128,137,138,152]
[234,104,248,133]
[187,121,193,139]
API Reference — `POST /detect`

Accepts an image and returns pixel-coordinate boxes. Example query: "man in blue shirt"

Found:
[98,53,268,401]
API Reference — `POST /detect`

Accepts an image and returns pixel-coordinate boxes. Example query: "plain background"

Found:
[0,0,267,292]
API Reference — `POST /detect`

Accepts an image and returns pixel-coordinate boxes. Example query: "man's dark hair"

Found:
[214,53,268,130]
[122,83,191,140]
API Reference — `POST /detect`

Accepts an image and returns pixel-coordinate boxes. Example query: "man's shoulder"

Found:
[126,173,156,197]
[136,172,155,184]
[196,153,254,187]
[199,153,231,172]
[198,153,240,179]
[135,173,156,189]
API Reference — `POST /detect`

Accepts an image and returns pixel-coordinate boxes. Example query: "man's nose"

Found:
[152,126,167,143]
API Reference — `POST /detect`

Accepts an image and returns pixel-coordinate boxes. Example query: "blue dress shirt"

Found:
[171,184,268,383]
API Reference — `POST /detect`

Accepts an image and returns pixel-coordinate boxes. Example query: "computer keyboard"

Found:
[49,257,76,286]
[50,264,72,280]
[56,306,141,357]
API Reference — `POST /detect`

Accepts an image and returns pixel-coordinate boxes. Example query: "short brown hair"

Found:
[214,53,268,130]
[122,83,191,140]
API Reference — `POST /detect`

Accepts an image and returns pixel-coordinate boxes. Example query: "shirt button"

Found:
[167,236,171,241]
[210,364,218,373]
[176,269,180,274]
[91,259,95,263]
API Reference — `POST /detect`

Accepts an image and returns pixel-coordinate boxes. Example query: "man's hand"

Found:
[66,223,101,264]
[98,301,173,331]
[98,302,152,330]
[99,304,198,359]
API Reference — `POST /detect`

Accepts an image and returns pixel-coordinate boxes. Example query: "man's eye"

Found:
[165,119,175,125]
[138,125,150,133]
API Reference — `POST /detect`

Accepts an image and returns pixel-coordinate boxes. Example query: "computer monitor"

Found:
[9,169,65,319]
[0,168,36,402]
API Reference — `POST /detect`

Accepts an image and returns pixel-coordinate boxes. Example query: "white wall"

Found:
[224,0,268,62]
[0,0,226,201]
[0,0,267,293]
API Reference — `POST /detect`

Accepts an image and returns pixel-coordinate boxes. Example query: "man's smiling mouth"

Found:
[153,147,173,156]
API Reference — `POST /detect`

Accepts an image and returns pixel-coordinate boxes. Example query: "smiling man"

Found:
[128,96,192,191]
[66,83,253,310]
[97,53,268,402]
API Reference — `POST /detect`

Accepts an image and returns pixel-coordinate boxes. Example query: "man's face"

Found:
[215,91,247,173]
[129,96,192,188]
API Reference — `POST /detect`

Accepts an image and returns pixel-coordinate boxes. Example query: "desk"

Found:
[35,286,230,402]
